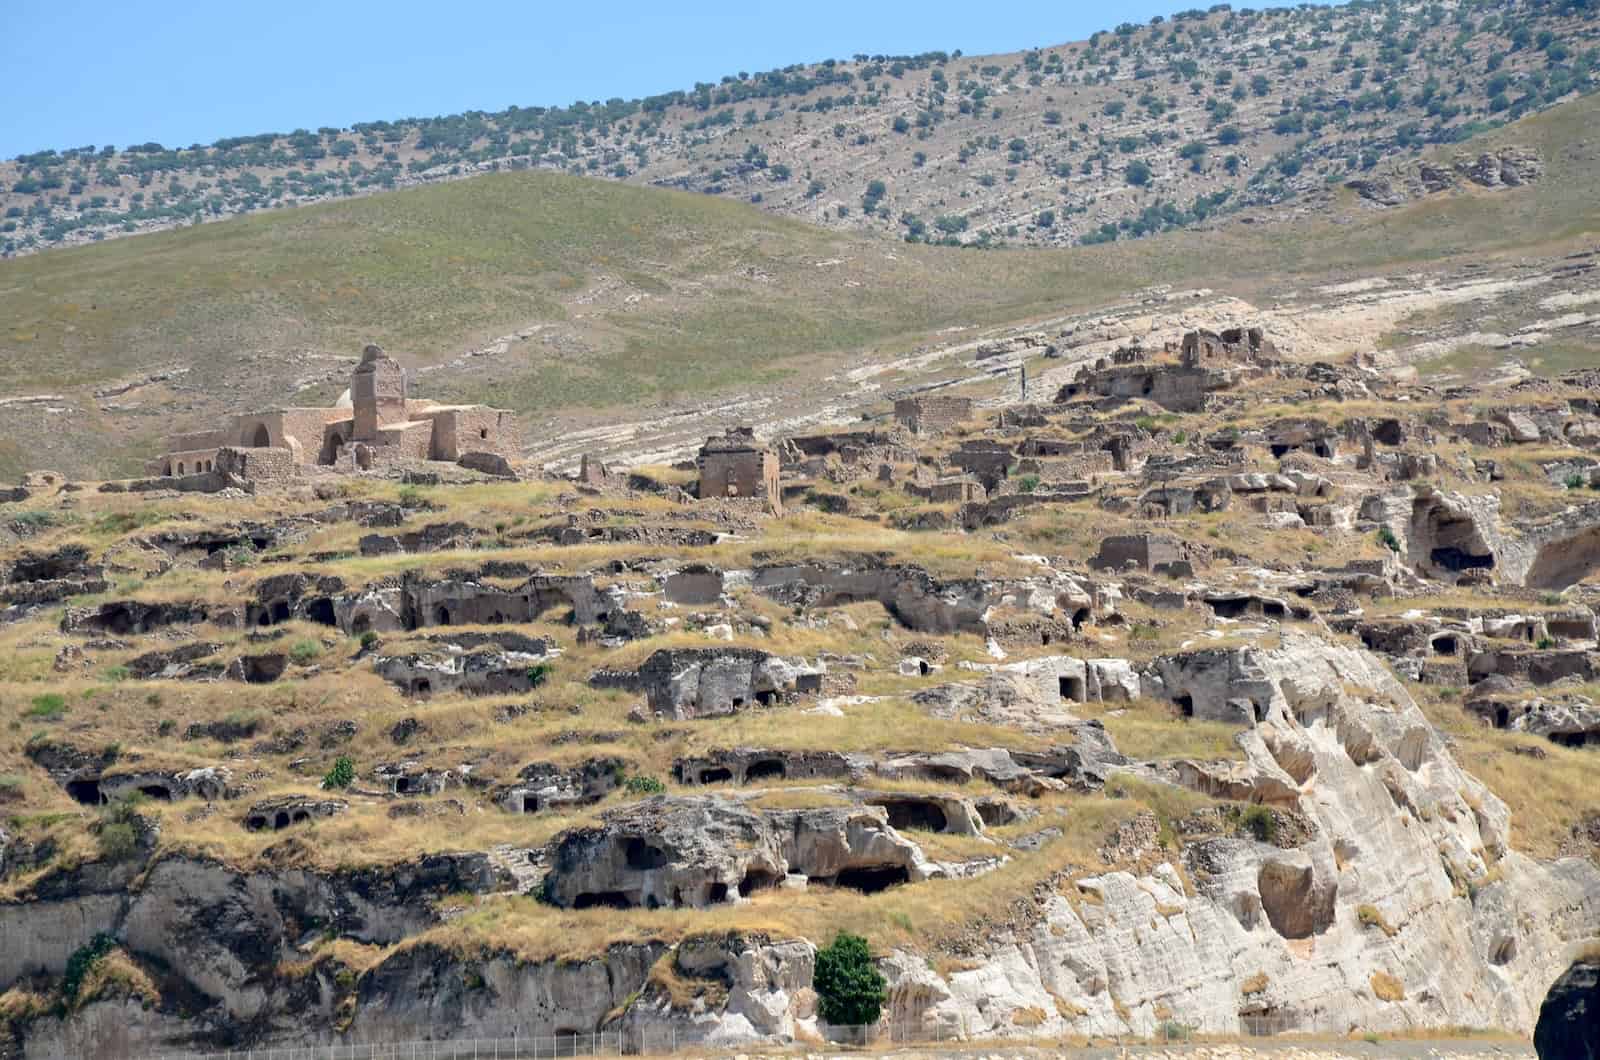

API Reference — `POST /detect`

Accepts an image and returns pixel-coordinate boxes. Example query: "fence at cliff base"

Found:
[126,1012,1341,1060]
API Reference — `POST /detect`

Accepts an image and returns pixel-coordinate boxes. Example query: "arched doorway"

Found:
[251,424,272,448]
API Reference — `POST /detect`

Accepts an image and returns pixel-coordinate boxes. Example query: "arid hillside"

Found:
[2,87,1597,484]
[2,0,1596,256]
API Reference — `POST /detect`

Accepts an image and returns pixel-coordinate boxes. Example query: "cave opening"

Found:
[875,799,949,833]
[739,868,781,897]
[624,838,669,870]
[1210,597,1251,619]
[65,779,104,805]
[745,760,786,782]
[1430,546,1493,572]
[832,865,911,893]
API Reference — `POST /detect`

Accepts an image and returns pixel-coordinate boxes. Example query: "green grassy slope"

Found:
[0,92,1596,481]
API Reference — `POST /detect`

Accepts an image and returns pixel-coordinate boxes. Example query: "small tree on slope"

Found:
[813,932,887,1027]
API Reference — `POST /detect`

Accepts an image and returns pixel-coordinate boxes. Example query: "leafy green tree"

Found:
[814,933,886,1026]
[1125,160,1152,185]
[323,755,356,790]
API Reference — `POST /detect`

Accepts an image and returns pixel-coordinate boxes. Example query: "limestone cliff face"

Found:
[880,636,1600,1038]
[5,637,1597,1055]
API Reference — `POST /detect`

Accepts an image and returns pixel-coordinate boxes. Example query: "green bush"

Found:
[528,662,553,687]
[96,796,145,862]
[814,932,886,1026]
[358,630,380,649]
[1565,472,1585,490]
[289,639,322,664]
[1376,526,1401,553]
[1240,805,1278,843]
[625,775,666,796]
[26,693,67,719]
[323,756,356,790]
[61,934,117,1006]
[1016,474,1041,494]
[1537,636,1555,650]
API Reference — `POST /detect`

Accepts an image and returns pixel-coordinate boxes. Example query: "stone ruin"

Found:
[893,394,973,436]
[696,427,782,512]
[148,344,518,481]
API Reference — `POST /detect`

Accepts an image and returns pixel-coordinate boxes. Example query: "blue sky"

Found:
[2,0,1201,159]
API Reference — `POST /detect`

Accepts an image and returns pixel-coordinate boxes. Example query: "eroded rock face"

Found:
[0,544,109,607]
[243,796,347,832]
[373,645,552,697]
[543,796,930,909]
[349,942,663,1044]
[615,648,820,719]
[874,635,1600,1040]
[751,560,994,635]
[497,757,626,814]
[620,935,817,1046]
[61,600,218,636]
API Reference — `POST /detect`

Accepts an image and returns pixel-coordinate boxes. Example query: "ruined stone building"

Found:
[894,395,973,436]
[1179,326,1274,367]
[697,428,782,511]
[150,345,517,477]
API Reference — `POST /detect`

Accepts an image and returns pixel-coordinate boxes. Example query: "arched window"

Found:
[251,424,271,448]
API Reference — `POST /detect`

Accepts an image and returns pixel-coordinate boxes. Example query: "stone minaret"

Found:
[350,344,407,440]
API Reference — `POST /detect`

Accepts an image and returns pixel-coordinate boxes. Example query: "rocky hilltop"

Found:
[3,0,1597,255]
[3,276,1600,1055]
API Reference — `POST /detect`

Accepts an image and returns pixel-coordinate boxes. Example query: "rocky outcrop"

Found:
[497,757,627,814]
[1349,146,1543,207]
[0,544,109,607]
[874,635,1600,1039]
[751,560,993,635]
[606,648,821,719]
[373,644,553,697]
[542,796,932,909]
[60,599,220,635]
[620,935,817,1046]
[0,850,508,1011]
[243,795,348,831]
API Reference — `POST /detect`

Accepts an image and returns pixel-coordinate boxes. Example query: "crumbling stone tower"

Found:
[351,344,407,441]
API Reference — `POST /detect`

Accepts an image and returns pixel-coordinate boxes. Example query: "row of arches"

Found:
[164,458,215,476]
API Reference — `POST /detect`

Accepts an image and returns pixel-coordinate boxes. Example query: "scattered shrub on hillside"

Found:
[528,662,553,687]
[1240,805,1277,843]
[289,639,322,664]
[26,693,67,719]
[61,934,117,1008]
[96,796,145,863]
[1377,526,1401,552]
[625,775,667,796]
[323,756,356,790]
